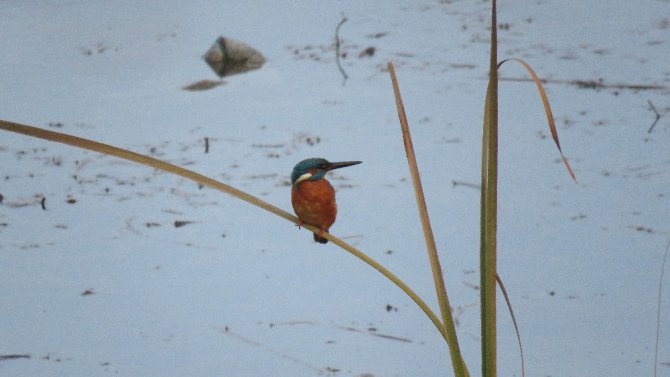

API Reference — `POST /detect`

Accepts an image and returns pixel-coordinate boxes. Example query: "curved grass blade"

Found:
[0,119,448,345]
[498,58,577,182]
[654,239,670,377]
[496,274,525,377]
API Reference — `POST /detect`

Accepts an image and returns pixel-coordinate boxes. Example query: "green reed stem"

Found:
[481,0,499,376]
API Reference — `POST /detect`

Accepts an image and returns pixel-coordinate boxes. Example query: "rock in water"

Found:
[203,37,265,78]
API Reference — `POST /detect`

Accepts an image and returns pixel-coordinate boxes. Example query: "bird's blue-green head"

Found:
[291,158,361,185]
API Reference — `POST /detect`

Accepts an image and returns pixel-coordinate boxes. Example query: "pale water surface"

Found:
[1,1,669,376]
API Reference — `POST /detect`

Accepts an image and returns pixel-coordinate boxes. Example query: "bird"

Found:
[291,157,361,244]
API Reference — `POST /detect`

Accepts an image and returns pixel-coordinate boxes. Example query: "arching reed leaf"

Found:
[498,58,577,182]
[0,119,448,345]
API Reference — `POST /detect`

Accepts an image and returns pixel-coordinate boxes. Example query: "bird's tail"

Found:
[313,233,328,244]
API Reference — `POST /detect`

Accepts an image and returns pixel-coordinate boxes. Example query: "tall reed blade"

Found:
[388,62,469,377]
[481,0,499,376]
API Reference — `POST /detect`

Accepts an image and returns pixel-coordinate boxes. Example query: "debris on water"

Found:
[0,354,31,362]
[358,46,376,58]
[174,220,196,228]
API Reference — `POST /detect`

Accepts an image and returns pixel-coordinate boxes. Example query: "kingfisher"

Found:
[291,158,361,244]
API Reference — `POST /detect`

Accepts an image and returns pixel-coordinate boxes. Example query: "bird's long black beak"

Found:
[326,160,362,171]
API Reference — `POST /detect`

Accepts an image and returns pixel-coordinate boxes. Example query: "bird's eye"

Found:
[317,163,328,169]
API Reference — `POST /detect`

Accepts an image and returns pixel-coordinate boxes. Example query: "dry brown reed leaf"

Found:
[499,58,577,182]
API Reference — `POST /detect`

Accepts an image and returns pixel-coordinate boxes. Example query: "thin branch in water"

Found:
[647,100,663,134]
[335,14,348,84]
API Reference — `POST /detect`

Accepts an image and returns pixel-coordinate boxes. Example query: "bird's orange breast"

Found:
[291,178,337,230]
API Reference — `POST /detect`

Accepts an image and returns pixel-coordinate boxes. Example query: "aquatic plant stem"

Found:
[481,0,499,376]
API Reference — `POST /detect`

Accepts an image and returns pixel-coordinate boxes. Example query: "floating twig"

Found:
[499,76,669,92]
[452,180,481,190]
[0,354,31,361]
[40,197,46,210]
[204,137,210,154]
[336,324,412,343]
[335,14,348,84]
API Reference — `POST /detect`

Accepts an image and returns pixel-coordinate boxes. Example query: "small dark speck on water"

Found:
[358,46,376,58]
